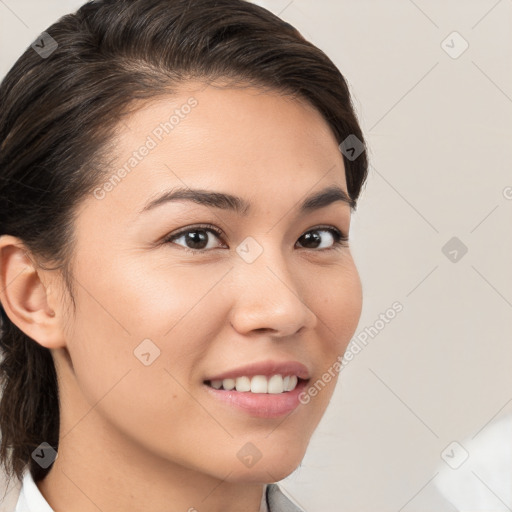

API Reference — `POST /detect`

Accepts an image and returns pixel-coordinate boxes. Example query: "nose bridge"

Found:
[229,235,317,335]
[236,234,295,292]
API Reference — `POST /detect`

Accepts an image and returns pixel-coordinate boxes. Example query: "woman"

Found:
[0,0,368,510]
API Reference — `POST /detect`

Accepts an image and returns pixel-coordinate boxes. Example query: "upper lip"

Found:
[204,360,311,382]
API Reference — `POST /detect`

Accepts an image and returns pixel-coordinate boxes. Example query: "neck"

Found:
[37,430,266,512]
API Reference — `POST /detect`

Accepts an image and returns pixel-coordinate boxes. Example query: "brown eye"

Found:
[296,227,348,250]
[163,225,225,252]
[162,224,348,254]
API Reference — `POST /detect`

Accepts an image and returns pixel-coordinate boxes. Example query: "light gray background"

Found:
[1,1,511,511]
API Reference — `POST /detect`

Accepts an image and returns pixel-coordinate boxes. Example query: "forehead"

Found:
[79,82,348,223]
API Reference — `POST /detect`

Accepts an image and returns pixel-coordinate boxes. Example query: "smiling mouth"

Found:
[204,374,307,394]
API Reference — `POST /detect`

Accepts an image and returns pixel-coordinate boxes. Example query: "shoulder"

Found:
[0,469,22,512]
[267,483,307,512]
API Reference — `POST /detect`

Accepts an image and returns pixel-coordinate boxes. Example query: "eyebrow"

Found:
[139,184,356,216]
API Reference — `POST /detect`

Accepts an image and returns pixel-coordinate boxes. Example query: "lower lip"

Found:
[203,379,309,418]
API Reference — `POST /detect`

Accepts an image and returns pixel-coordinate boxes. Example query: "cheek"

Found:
[303,260,362,403]
[60,262,230,467]
[64,257,230,390]
[316,260,363,352]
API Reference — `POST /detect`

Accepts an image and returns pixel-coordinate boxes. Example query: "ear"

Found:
[0,235,67,349]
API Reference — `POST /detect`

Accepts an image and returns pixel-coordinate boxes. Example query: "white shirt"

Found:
[15,467,269,512]
[14,469,52,512]
[434,413,512,511]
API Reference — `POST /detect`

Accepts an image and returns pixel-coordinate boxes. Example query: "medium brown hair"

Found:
[0,0,369,487]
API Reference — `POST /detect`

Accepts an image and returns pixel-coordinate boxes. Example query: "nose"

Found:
[227,242,318,338]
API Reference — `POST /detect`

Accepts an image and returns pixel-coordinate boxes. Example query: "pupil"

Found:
[301,231,320,248]
[186,230,208,249]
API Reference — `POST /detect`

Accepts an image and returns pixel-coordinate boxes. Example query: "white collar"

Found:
[15,467,53,512]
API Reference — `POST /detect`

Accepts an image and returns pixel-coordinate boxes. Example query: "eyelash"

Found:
[161,223,349,255]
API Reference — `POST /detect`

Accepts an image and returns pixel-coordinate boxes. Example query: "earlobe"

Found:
[0,234,66,349]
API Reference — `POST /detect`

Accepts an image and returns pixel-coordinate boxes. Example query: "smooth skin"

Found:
[0,81,363,512]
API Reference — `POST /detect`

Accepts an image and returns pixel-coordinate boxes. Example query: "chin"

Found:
[216,447,307,484]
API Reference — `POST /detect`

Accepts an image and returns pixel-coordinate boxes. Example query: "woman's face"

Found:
[53,82,363,483]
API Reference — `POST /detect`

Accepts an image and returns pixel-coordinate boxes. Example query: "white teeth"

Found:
[250,375,268,393]
[209,374,300,393]
[222,378,235,390]
[235,376,251,392]
[268,374,284,394]
[286,375,298,392]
